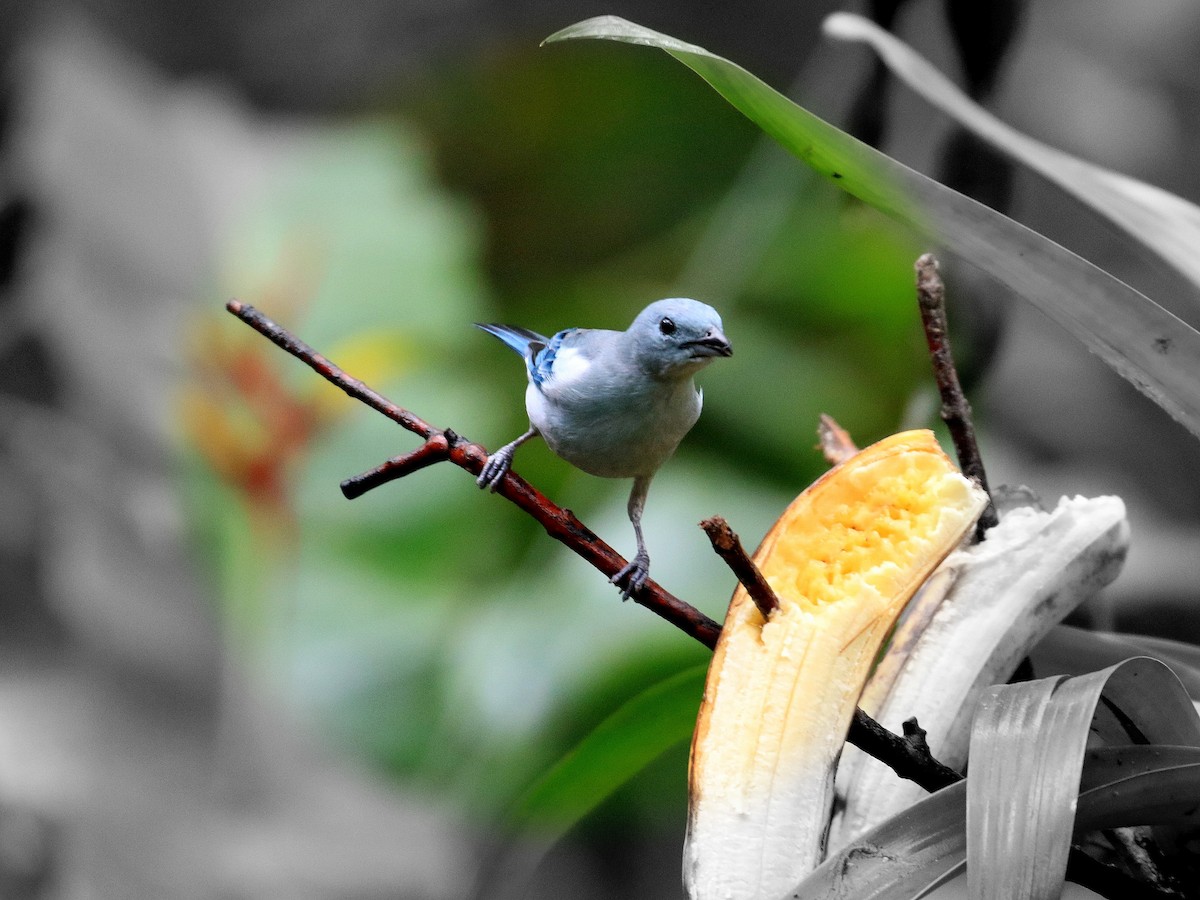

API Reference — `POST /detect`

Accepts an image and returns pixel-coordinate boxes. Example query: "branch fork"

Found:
[224,299,723,649]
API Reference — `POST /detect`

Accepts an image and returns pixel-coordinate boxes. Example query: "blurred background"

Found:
[1,0,1199,896]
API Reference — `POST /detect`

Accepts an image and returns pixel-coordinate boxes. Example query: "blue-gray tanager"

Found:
[476,298,732,598]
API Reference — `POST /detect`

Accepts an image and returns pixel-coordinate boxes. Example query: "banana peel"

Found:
[684,430,988,899]
[829,492,1130,850]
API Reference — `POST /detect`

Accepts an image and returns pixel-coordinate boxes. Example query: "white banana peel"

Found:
[684,430,987,900]
[830,492,1130,850]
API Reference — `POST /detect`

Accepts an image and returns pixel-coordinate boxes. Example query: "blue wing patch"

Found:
[529,329,579,387]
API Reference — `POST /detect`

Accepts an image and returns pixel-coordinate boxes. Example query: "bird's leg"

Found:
[611,475,652,600]
[477,426,539,491]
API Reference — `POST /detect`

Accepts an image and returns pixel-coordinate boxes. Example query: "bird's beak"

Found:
[685,328,733,358]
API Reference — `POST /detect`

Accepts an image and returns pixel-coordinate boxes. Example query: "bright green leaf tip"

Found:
[543,15,712,57]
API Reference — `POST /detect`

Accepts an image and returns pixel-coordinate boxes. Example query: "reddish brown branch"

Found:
[225,300,964,792]
[699,516,778,618]
[914,255,998,536]
[226,299,437,439]
[341,432,452,499]
[225,299,722,649]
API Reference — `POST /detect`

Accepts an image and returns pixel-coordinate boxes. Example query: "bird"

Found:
[475,298,732,599]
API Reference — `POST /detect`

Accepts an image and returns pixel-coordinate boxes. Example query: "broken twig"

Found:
[915,254,998,536]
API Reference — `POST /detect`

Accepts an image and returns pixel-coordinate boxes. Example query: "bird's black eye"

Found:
[659,317,676,335]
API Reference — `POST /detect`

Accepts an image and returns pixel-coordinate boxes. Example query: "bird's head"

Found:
[628,298,733,379]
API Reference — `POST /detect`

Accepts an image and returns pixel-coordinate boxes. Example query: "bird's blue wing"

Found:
[529,329,584,387]
[477,322,588,387]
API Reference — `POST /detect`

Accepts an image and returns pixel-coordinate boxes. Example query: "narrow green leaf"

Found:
[545,16,1200,439]
[1120,633,1200,684]
[505,665,706,837]
[823,12,1200,300]
[968,676,1074,900]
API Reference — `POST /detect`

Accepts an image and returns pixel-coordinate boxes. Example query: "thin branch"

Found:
[225,300,437,438]
[225,299,722,649]
[226,299,962,789]
[852,714,962,793]
[914,254,998,536]
[699,516,778,618]
[341,432,452,499]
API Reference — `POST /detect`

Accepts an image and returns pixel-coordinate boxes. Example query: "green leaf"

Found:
[1077,762,1200,832]
[545,16,1200,440]
[823,12,1200,299]
[966,675,1078,899]
[505,664,706,838]
[1119,633,1200,684]
[799,761,1200,900]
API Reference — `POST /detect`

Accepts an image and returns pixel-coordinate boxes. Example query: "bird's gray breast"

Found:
[525,359,701,479]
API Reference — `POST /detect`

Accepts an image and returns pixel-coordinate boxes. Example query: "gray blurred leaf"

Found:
[966,658,1200,898]
[825,12,1200,302]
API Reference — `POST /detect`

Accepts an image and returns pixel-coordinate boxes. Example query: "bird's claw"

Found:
[476,448,513,491]
[611,552,650,600]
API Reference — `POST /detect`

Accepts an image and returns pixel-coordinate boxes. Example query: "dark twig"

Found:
[225,299,437,437]
[851,713,962,793]
[914,254,998,536]
[901,717,933,757]
[225,299,722,648]
[699,516,778,618]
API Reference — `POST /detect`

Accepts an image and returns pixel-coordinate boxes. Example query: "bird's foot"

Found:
[611,551,650,600]
[476,446,513,491]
